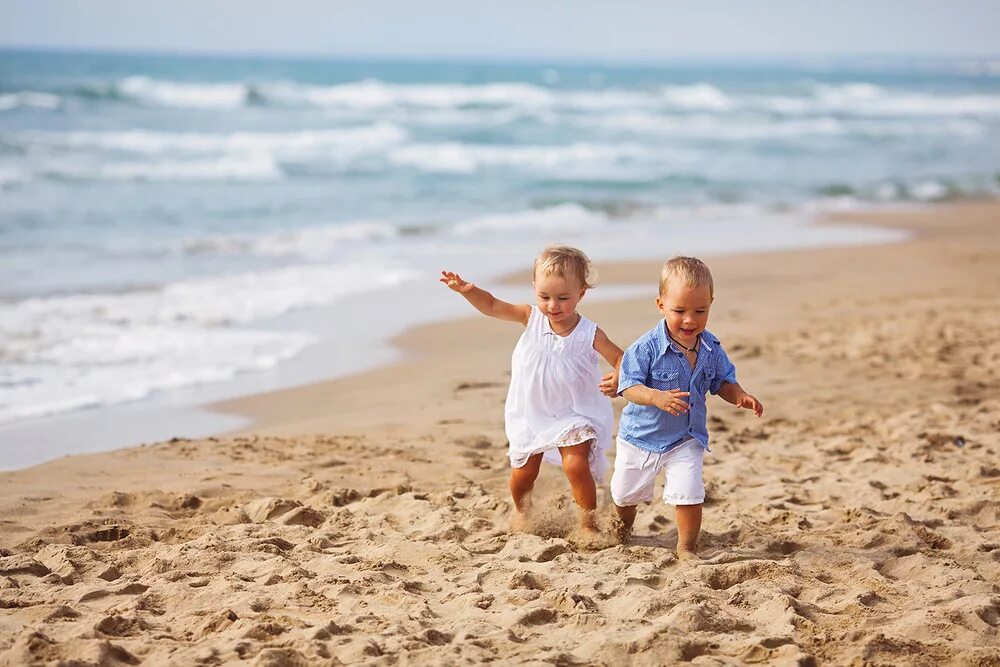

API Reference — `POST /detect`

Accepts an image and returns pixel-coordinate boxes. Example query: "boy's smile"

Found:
[656,282,713,348]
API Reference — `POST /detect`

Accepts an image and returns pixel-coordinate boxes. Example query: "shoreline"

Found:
[0,199,913,471]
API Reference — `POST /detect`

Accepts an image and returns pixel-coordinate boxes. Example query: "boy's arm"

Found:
[594,328,624,397]
[708,344,763,417]
[621,385,690,416]
[617,341,689,414]
[440,270,531,325]
[716,382,764,417]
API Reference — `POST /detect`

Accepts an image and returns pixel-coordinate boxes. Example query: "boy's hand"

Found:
[440,270,475,293]
[736,392,764,417]
[598,370,619,397]
[655,389,690,416]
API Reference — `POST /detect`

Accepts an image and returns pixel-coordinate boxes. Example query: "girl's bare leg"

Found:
[509,453,543,530]
[559,441,597,530]
[674,503,702,560]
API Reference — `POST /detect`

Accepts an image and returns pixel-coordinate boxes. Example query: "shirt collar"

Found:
[657,321,718,356]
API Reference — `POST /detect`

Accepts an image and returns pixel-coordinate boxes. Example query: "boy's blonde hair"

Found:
[659,256,714,297]
[533,245,597,289]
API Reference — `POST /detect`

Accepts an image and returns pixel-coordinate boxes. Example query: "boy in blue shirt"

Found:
[613,256,763,560]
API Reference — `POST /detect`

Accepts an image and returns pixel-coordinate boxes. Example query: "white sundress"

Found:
[505,306,614,482]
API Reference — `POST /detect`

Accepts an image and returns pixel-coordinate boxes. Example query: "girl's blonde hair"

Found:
[533,245,597,289]
[659,256,714,297]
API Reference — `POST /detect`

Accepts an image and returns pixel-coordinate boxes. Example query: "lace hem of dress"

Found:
[553,425,598,449]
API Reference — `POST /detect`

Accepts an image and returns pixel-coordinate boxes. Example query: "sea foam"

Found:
[0,91,62,111]
[13,76,1000,120]
[388,141,647,174]
[451,203,609,236]
[17,123,408,154]
[116,75,248,109]
[41,155,284,182]
[179,220,402,260]
[0,261,418,424]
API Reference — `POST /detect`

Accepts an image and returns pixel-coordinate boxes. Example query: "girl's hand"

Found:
[736,392,764,417]
[655,389,690,416]
[440,270,475,293]
[598,370,619,397]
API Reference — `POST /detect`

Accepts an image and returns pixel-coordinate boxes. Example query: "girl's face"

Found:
[656,281,713,347]
[534,271,586,325]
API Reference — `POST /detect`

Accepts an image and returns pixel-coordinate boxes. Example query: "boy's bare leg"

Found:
[675,503,702,560]
[614,504,637,540]
[509,453,543,530]
[558,441,597,530]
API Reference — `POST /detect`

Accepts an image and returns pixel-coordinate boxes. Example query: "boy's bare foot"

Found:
[613,504,636,543]
[676,547,703,562]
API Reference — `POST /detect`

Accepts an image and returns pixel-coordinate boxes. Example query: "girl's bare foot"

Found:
[510,510,530,533]
[579,509,598,534]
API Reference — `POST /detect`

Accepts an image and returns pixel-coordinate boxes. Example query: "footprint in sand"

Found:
[403,628,453,649]
[0,555,50,577]
[94,614,147,638]
[78,582,149,602]
[196,609,239,638]
[765,539,804,556]
[700,560,790,591]
[647,514,670,532]
[42,606,81,622]
[461,450,493,471]
[243,497,325,527]
[312,621,354,640]
[84,525,132,543]
[514,605,559,627]
[243,621,289,641]
[507,571,549,591]
[454,381,504,392]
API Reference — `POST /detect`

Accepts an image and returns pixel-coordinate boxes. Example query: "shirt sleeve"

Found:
[710,346,738,395]
[617,340,652,395]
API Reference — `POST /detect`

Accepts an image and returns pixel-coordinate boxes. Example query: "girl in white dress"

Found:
[441,246,624,531]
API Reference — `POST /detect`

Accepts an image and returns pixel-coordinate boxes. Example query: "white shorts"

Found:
[610,437,705,506]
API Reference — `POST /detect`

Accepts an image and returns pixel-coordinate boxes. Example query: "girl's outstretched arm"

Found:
[593,327,624,396]
[440,270,531,325]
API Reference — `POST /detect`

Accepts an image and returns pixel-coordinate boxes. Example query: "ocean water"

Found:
[1,50,999,449]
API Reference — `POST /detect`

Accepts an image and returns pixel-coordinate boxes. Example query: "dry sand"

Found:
[1,202,998,666]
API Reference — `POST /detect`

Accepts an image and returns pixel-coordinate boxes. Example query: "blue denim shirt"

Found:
[617,321,737,454]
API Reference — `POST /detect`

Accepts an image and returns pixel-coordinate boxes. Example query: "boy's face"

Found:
[534,271,586,325]
[656,281,713,347]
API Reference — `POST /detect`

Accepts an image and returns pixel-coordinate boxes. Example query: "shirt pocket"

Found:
[649,369,680,391]
[697,369,716,395]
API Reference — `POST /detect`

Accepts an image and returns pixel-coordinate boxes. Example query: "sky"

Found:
[1,0,998,61]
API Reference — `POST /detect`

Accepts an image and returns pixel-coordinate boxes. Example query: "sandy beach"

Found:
[1,201,998,665]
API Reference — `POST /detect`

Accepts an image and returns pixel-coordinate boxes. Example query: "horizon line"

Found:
[3,43,999,67]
